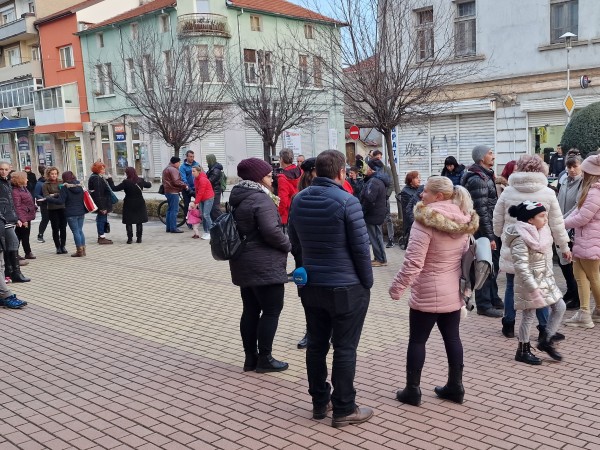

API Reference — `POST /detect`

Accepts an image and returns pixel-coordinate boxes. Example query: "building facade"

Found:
[78,0,345,180]
[391,0,600,180]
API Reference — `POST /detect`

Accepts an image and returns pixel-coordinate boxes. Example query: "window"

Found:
[6,47,21,67]
[455,1,476,56]
[96,33,104,48]
[131,22,139,40]
[313,57,323,88]
[299,54,310,87]
[250,15,262,31]
[125,58,135,92]
[0,5,16,25]
[304,24,314,39]
[163,50,173,86]
[59,46,74,69]
[214,45,225,82]
[31,46,40,61]
[0,80,35,109]
[416,8,434,61]
[258,51,273,85]
[159,14,170,33]
[28,2,35,13]
[244,49,257,84]
[551,0,578,43]
[95,63,114,95]
[143,55,153,90]
[195,45,209,82]
[33,86,63,111]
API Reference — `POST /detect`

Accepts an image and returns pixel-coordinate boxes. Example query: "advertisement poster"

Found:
[329,128,338,150]
[282,129,302,156]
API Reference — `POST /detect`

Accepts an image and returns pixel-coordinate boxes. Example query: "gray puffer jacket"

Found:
[505,222,562,311]
[228,181,291,287]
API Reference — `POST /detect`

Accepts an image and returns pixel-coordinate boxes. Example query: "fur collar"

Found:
[495,175,508,186]
[513,222,553,253]
[236,180,280,206]
[507,171,548,193]
[414,201,479,235]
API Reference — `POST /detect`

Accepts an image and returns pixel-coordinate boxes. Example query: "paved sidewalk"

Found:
[1,217,599,449]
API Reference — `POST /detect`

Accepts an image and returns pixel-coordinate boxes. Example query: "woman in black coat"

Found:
[228,158,291,374]
[108,167,151,244]
[88,161,113,245]
[397,170,422,249]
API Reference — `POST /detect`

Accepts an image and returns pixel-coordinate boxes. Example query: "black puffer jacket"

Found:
[207,162,224,194]
[228,181,291,287]
[360,171,390,225]
[288,177,373,289]
[88,174,113,212]
[461,164,497,240]
[46,182,87,217]
[0,177,18,224]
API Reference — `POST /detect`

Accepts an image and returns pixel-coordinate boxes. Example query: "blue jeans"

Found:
[366,223,386,263]
[96,212,108,236]
[66,215,86,247]
[200,198,214,233]
[165,193,179,231]
[504,273,549,326]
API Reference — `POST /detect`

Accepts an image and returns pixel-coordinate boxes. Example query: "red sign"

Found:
[349,125,360,140]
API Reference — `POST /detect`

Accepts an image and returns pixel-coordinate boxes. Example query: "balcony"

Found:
[0,14,37,47]
[0,60,42,83]
[34,83,81,128]
[177,14,230,38]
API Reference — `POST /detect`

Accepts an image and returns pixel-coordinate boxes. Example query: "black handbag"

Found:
[104,222,111,234]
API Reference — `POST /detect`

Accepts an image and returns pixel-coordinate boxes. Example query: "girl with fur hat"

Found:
[505,201,566,364]
[389,176,478,406]
[563,154,600,328]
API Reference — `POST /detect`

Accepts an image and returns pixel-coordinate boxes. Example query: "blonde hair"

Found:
[577,172,600,209]
[10,171,27,187]
[426,175,473,215]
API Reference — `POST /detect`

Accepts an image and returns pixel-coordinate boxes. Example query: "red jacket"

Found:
[277,165,301,224]
[343,180,353,195]
[194,172,214,202]
[12,186,37,223]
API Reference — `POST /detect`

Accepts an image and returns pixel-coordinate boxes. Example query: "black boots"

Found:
[126,224,133,244]
[243,353,258,372]
[537,325,565,342]
[515,342,541,365]
[136,224,142,243]
[396,369,422,406]
[536,339,562,361]
[255,354,288,373]
[8,251,30,283]
[501,317,515,338]
[434,365,465,404]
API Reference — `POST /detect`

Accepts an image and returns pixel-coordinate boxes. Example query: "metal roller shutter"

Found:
[314,117,329,156]
[200,131,226,168]
[430,116,458,176]
[528,110,567,128]
[151,140,162,178]
[301,126,314,157]
[397,121,429,181]
[458,113,494,165]
[245,127,264,159]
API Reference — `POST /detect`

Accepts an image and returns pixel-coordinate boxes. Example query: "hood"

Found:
[466,163,495,181]
[507,171,548,193]
[63,182,83,193]
[282,165,301,180]
[370,169,390,187]
[229,180,268,208]
[209,162,223,171]
[413,200,479,235]
[505,222,552,253]
[495,175,508,186]
[206,154,217,168]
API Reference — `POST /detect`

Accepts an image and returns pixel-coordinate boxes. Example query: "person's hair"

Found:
[515,154,549,176]
[297,154,305,159]
[372,150,383,157]
[566,155,583,168]
[298,170,316,191]
[0,160,10,168]
[45,166,59,178]
[170,156,180,164]
[444,156,459,167]
[38,165,46,175]
[191,165,203,173]
[501,160,517,179]
[62,171,76,183]
[567,148,581,157]
[125,166,140,183]
[578,172,600,209]
[185,150,194,156]
[426,176,474,215]
[90,161,105,174]
[349,165,358,173]
[405,171,419,186]
[10,171,27,187]
[315,150,345,179]
[279,148,294,164]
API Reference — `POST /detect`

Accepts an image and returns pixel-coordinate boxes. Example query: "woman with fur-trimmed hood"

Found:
[389,176,478,408]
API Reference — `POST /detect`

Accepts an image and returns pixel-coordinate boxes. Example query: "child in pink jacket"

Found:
[186,201,202,239]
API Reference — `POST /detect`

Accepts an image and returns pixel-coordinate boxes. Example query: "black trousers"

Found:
[210,191,223,221]
[239,284,285,356]
[557,241,578,300]
[125,223,143,238]
[301,284,370,418]
[407,308,463,370]
[48,209,67,248]
[181,189,193,222]
[15,225,31,254]
[38,202,49,236]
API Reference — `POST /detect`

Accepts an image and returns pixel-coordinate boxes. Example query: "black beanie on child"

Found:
[508,201,546,223]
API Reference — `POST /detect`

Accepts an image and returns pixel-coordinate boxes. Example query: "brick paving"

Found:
[1,215,599,449]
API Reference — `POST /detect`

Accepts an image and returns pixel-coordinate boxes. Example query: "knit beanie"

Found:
[301,157,317,172]
[472,145,491,163]
[237,158,272,182]
[367,159,383,170]
[508,201,546,223]
[580,154,600,176]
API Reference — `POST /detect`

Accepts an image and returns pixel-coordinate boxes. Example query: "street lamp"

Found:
[560,32,577,122]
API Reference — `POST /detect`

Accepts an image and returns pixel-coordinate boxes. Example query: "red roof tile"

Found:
[86,0,176,30]
[229,0,341,24]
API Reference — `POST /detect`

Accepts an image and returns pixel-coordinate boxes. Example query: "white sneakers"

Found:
[564,310,595,328]
[592,308,600,324]
[201,233,211,240]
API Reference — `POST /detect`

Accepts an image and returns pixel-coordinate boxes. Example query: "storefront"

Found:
[97,121,151,179]
[0,117,34,170]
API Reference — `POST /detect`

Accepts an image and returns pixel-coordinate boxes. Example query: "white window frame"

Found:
[454,1,476,57]
[257,50,273,85]
[304,24,314,39]
[31,46,40,62]
[214,45,225,83]
[416,7,434,61]
[159,14,170,33]
[143,54,154,90]
[197,45,210,83]
[59,46,74,69]
[250,15,262,32]
[125,58,135,93]
[6,46,21,67]
[96,33,104,49]
[95,63,114,95]
[550,0,578,44]
[244,49,258,84]
[131,22,139,40]
[299,54,310,87]
[0,4,16,25]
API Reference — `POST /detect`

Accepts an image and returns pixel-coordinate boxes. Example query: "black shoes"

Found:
[255,355,289,373]
[502,318,515,338]
[136,236,142,243]
[396,369,422,406]
[312,401,332,420]
[565,298,580,310]
[536,340,562,361]
[171,229,184,234]
[37,234,45,243]
[434,365,465,404]
[492,300,505,310]
[515,342,541,365]
[537,325,564,343]
[243,353,258,372]
[477,308,503,318]
[297,334,308,349]
[331,406,373,428]
[386,241,395,248]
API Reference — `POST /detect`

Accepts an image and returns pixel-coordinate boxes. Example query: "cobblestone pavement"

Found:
[1,215,599,450]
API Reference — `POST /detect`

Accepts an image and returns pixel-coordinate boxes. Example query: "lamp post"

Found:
[560,32,577,123]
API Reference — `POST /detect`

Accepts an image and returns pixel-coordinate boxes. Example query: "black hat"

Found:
[300,157,316,172]
[170,156,181,164]
[367,159,383,170]
[508,201,546,222]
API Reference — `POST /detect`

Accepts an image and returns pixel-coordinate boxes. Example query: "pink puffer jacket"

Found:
[564,182,600,260]
[389,200,479,313]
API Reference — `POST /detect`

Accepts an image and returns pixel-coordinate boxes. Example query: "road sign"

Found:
[349,125,360,140]
[563,93,575,115]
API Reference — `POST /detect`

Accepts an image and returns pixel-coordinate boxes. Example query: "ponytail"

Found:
[452,185,474,215]
[426,175,474,215]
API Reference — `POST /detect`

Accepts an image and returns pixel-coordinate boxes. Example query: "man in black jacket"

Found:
[360,159,390,266]
[461,145,503,317]
[206,154,224,220]
[549,145,565,177]
[288,150,373,428]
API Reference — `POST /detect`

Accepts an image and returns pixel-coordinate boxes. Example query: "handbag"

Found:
[104,222,111,233]
[102,177,118,204]
[83,190,98,213]
[158,184,165,195]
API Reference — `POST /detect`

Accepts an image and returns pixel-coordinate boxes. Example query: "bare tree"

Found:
[226,33,331,161]
[308,0,484,195]
[97,24,228,156]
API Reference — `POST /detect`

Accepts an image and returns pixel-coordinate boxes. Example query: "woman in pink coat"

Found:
[389,176,478,406]
[563,154,600,328]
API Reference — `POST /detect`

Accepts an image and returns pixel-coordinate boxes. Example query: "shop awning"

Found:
[34,123,83,134]
[0,117,31,131]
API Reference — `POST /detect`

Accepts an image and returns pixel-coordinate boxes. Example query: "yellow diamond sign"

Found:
[564,93,575,115]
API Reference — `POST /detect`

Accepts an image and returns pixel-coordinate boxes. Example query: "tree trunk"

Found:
[383,128,403,220]
[173,144,181,159]
[263,141,271,162]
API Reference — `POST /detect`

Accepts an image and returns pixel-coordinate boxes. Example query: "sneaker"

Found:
[5,276,11,284]
[201,233,211,240]
[591,308,600,323]
[37,234,45,243]
[1,294,27,309]
[564,310,595,328]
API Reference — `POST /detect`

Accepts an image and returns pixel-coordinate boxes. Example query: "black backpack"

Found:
[209,204,255,261]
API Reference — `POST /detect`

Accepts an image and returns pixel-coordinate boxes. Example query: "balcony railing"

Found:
[0,14,36,46]
[177,13,231,38]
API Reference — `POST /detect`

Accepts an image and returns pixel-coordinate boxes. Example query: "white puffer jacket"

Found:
[493,171,570,274]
